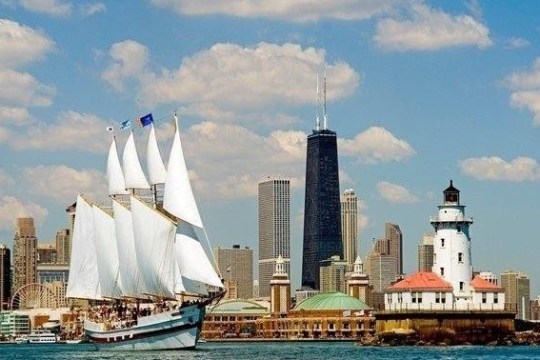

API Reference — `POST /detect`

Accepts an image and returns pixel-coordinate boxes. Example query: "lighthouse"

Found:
[430,180,473,303]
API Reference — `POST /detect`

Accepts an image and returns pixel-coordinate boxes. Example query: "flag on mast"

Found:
[120,119,132,130]
[139,113,153,127]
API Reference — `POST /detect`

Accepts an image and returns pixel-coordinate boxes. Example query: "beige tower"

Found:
[12,217,38,293]
[501,270,530,320]
[270,255,291,315]
[347,256,370,304]
[215,245,253,299]
[417,233,434,272]
[341,189,358,272]
[55,229,70,264]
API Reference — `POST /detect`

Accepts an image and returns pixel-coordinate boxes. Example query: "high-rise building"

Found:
[215,245,253,299]
[37,242,57,264]
[12,217,37,294]
[417,233,434,272]
[258,177,290,298]
[385,223,403,275]
[55,228,70,265]
[364,251,397,293]
[301,74,342,290]
[0,245,11,310]
[319,255,347,292]
[501,270,530,320]
[341,189,358,272]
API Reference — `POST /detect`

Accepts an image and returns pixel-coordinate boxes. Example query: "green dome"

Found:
[294,292,369,311]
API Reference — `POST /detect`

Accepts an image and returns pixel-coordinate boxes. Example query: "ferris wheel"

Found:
[10,283,59,310]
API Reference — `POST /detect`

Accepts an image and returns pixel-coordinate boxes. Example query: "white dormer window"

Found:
[440,267,445,276]
[458,252,463,263]
[441,238,445,248]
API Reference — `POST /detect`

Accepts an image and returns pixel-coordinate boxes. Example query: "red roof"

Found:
[470,276,504,292]
[387,272,452,292]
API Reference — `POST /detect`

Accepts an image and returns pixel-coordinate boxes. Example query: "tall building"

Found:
[319,255,347,293]
[341,189,358,272]
[501,270,530,320]
[258,177,290,298]
[346,256,370,304]
[302,74,342,290]
[417,233,434,272]
[12,217,37,294]
[37,242,57,264]
[0,245,11,310]
[215,245,253,299]
[55,228,70,265]
[270,255,291,315]
[364,251,397,293]
[385,223,403,275]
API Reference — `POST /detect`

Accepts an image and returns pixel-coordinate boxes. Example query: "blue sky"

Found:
[1,0,540,294]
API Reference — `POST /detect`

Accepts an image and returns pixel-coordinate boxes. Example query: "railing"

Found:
[380,302,515,313]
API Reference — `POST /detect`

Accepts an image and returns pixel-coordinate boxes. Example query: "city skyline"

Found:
[1,1,540,295]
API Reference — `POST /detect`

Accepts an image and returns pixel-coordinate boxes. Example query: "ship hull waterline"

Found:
[84,303,205,351]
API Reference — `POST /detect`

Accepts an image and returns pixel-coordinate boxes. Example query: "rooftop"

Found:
[293,292,370,311]
[387,272,453,292]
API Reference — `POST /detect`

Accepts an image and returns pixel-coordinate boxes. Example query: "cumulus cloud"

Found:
[23,165,107,203]
[150,0,399,23]
[0,106,30,125]
[0,69,55,107]
[357,198,369,235]
[0,19,55,70]
[460,156,540,181]
[79,2,105,16]
[102,41,359,121]
[19,0,72,16]
[0,196,48,231]
[374,3,492,51]
[10,111,111,153]
[505,58,540,125]
[339,126,415,163]
[377,181,419,203]
[504,37,529,49]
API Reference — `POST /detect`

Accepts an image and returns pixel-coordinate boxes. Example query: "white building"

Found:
[385,181,505,311]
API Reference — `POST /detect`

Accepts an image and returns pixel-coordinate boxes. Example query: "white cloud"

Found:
[0,69,55,107]
[460,156,540,181]
[79,2,105,16]
[23,165,107,203]
[505,58,540,125]
[377,181,419,203]
[374,3,492,51]
[339,126,415,163]
[505,37,529,49]
[102,40,149,91]
[0,19,55,70]
[0,170,14,190]
[150,0,399,23]
[0,195,47,231]
[357,198,369,236]
[10,110,111,153]
[103,41,359,118]
[19,0,72,16]
[0,106,30,125]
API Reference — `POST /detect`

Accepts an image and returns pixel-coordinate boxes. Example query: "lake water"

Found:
[1,342,540,359]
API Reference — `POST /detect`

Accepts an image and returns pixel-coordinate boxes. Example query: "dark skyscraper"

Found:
[301,74,343,290]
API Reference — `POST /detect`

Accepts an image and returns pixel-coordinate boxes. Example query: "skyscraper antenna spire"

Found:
[323,66,328,130]
[315,74,321,131]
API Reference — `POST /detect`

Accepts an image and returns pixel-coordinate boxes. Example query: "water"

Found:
[1,342,540,360]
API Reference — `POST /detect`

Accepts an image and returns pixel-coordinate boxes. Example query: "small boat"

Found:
[14,335,28,344]
[66,112,225,351]
[16,329,58,344]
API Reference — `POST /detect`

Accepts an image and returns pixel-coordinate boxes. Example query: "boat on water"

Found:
[15,330,58,344]
[66,112,225,351]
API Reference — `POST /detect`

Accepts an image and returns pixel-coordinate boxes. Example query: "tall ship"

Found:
[66,112,224,351]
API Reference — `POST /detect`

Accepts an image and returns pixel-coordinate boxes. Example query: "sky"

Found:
[1,0,540,295]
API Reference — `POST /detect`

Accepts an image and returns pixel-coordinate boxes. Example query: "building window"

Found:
[418,292,422,304]
[412,292,417,303]
[494,293,498,304]
[457,225,462,232]
[459,282,464,291]
[482,292,487,304]
[435,292,445,304]
[397,293,403,303]
[412,292,422,304]
[388,295,392,304]
[440,267,444,276]
[458,253,463,263]
[441,238,445,248]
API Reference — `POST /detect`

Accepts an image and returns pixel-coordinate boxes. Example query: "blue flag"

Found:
[139,113,153,127]
[120,119,132,130]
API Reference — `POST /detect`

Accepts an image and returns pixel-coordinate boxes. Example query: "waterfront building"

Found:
[215,245,253,299]
[341,189,358,272]
[302,74,342,290]
[0,311,30,337]
[37,263,69,308]
[55,228,70,265]
[0,245,10,310]
[269,255,291,315]
[501,270,530,320]
[258,177,290,298]
[12,217,38,294]
[346,256,370,304]
[364,251,396,309]
[417,233,434,272]
[37,242,57,264]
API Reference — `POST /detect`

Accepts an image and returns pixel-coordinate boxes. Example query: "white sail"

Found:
[107,137,129,196]
[66,195,102,300]
[175,220,224,289]
[147,124,167,185]
[131,195,176,298]
[163,116,202,228]
[123,132,150,189]
[112,199,146,298]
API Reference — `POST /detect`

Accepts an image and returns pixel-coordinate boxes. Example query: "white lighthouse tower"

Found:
[430,180,473,305]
